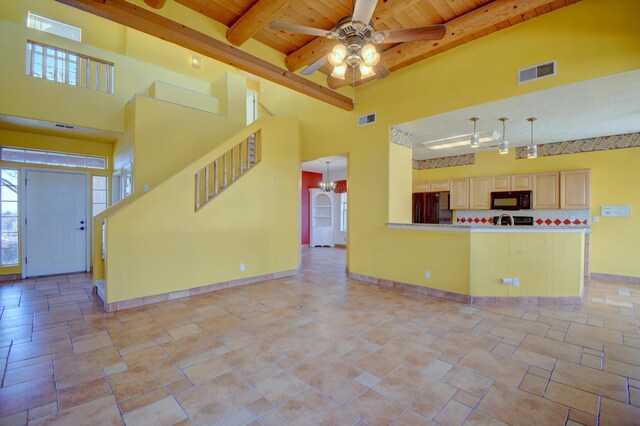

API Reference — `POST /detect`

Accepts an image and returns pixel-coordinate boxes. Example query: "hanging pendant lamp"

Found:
[469,117,480,148]
[527,117,538,159]
[498,117,509,155]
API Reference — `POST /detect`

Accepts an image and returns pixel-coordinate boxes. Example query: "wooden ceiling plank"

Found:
[226,0,294,46]
[55,0,353,110]
[175,0,239,26]
[284,0,423,72]
[143,0,167,9]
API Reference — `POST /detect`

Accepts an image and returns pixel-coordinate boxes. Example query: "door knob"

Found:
[76,227,85,230]
[80,220,85,224]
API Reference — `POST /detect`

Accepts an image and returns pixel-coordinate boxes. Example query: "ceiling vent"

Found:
[518,60,557,84]
[358,113,376,126]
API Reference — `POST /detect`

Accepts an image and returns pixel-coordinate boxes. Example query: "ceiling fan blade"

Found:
[374,62,390,79]
[377,25,446,43]
[301,56,329,76]
[352,0,378,23]
[269,21,337,38]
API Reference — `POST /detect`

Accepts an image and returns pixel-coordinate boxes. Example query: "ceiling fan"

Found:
[269,0,446,84]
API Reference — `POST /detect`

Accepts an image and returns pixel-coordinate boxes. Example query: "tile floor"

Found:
[0,248,639,425]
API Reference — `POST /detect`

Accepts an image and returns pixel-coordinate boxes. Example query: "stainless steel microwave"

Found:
[490,191,532,210]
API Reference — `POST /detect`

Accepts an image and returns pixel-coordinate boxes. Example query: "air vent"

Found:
[518,60,557,84]
[358,113,376,126]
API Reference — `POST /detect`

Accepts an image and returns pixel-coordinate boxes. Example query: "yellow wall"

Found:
[414,147,640,278]
[470,232,584,297]
[0,129,113,275]
[105,117,300,303]
[388,143,412,224]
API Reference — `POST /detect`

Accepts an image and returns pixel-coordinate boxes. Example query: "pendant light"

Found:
[527,117,538,159]
[469,117,480,148]
[498,117,509,155]
[320,161,335,192]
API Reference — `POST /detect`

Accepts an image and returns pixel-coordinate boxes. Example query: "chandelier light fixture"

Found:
[469,117,480,148]
[320,161,336,192]
[527,117,538,159]
[498,117,509,155]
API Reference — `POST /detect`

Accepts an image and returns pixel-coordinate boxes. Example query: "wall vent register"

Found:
[358,113,376,126]
[518,60,557,84]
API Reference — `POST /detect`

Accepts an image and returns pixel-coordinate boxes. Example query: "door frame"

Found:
[20,167,91,278]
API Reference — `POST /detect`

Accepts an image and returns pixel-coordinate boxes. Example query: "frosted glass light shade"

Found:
[328,44,347,66]
[359,63,376,78]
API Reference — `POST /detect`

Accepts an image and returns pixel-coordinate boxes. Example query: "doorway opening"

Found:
[300,154,348,272]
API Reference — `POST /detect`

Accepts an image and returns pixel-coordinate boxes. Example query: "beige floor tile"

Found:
[581,353,603,370]
[495,316,549,337]
[160,332,221,363]
[477,382,568,426]
[374,367,456,418]
[2,361,53,387]
[167,323,203,340]
[330,380,368,406]
[391,409,437,425]
[57,377,112,410]
[291,352,359,394]
[260,390,356,426]
[220,342,281,376]
[71,334,113,355]
[118,387,171,414]
[176,372,260,424]
[520,334,582,363]
[464,411,509,425]
[453,389,480,408]
[567,322,623,344]
[123,396,186,426]
[519,373,547,396]
[543,381,598,415]
[603,357,640,380]
[457,349,528,388]
[434,399,472,426]
[346,389,406,426]
[0,376,56,418]
[108,357,184,402]
[604,342,640,366]
[551,360,628,402]
[599,397,640,426]
[30,395,122,426]
[182,357,229,384]
[568,408,598,426]
[511,347,557,370]
[442,366,493,397]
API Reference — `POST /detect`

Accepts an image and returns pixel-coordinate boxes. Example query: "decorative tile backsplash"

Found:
[455,209,589,226]
[413,154,476,170]
[515,132,640,159]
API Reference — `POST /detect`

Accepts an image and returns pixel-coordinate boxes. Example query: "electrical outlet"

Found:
[593,216,599,223]
[502,278,513,285]
[424,271,431,279]
[240,263,245,272]
[513,278,520,287]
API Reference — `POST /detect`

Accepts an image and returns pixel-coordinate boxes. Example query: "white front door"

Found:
[24,169,89,277]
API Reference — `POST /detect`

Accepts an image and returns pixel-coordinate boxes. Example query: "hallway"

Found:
[0,248,638,425]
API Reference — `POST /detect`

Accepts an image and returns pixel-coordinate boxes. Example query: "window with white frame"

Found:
[92,175,107,216]
[27,11,82,42]
[340,192,347,232]
[1,147,107,170]
[0,169,19,266]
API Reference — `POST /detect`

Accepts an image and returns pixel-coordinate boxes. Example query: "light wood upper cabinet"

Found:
[412,181,430,193]
[450,179,470,210]
[533,172,559,209]
[470,177,491,210]
[491,175,511,192]
[561,169,591,209]
[430,179,451,192]
[512,173,533,191]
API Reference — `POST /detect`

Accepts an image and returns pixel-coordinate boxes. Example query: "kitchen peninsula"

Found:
[377,222,588,305]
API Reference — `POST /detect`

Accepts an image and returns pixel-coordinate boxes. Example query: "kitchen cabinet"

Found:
[412,181,430,193]
[430,179,451,192]
[512,173,533,190]
[491,175,511,192]
[533,172,559,209]
[470,177,491,209]
[561,169,591,209]
[450,179,470,209]
[491,173,533,192]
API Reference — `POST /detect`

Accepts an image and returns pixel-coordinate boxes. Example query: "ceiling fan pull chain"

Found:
[352,67,356,105]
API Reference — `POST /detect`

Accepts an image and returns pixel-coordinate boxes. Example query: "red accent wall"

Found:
[301,171,322,244]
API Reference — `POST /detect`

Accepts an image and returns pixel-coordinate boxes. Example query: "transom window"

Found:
[1,147,107,170]
[0,169,19,266]
[27,11,82,42]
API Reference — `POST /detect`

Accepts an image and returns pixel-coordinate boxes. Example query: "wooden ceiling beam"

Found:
[143,0,167,9]
[55,0,353,111]
[226,0,294,47]
[284,0,424,72]
[330,0,568,89]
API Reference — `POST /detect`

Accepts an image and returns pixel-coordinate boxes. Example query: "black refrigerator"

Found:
[412,192,452,224]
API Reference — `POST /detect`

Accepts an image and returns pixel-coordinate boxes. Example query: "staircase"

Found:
[195,131,260,210]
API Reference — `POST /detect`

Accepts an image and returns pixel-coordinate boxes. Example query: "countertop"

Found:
[387,223,590,233]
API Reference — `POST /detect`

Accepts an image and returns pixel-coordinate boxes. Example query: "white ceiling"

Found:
[398,70,640,160]
[301,154,347,174]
